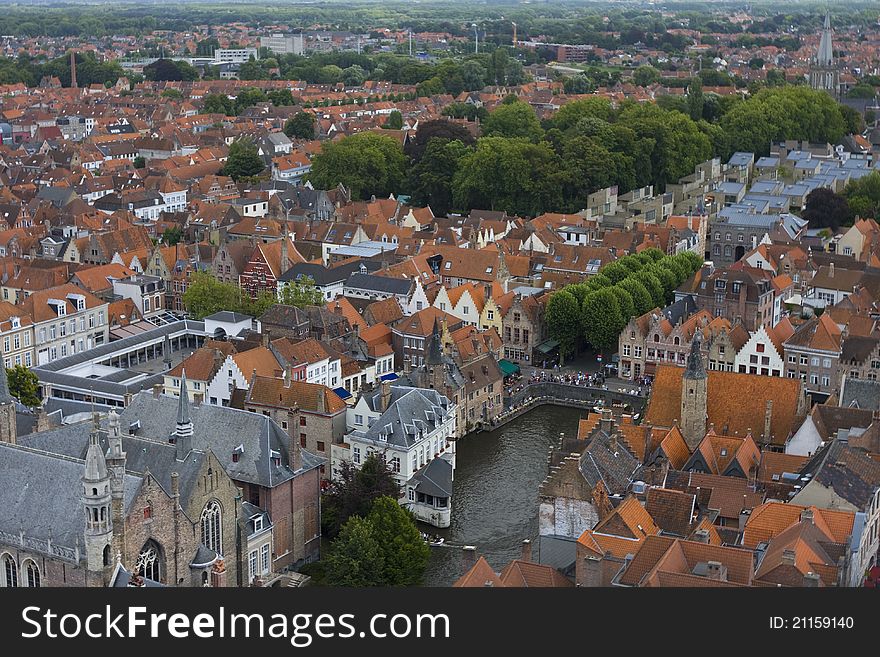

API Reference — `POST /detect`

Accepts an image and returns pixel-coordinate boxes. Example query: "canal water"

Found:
[422,405,586,586]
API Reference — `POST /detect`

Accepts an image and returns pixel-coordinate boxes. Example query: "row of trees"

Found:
[319,455,429,586]
[545,249,704,362]
[181,272,324,319]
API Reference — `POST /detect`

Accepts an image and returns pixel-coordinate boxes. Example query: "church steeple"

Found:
[680,331,708,450]
[82,412,112,582]
[106,409,127,562]
[172,369,193,460]
[816,14,834,67]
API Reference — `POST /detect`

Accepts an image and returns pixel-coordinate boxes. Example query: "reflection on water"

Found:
[422,405,585,586]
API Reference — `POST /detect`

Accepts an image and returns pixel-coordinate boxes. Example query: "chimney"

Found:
[600,407,613,433]
[288,409,303,471]
[171,471,180,499]
[520,539,532,563]
[706,561,727,582]
[317,389,325,414]
[781,549,796,566]
[284,364,292,388]
[693,529,710,543]
[152,383,162,399]
[739,508,751,532]
[262,330,270,347]
[462,546,477,572]
[803,572,821,587]
[829,262,834,278]
[193,393,203,407]
[800,507,814,524]
[764,399,773,440]
[379,379,391,412]
[610,431,618,454]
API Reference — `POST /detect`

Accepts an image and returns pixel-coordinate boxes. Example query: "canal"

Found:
[422,405,586,586]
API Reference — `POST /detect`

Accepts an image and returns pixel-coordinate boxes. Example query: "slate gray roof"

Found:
[578,430,641,495]
[410,456,453,498]
[356,386,452,449]
[839,378,880,410]
[344,273,412,296]
[0,442,141,558]
[204,311,252,323]
[797,438,880,509]
[120,392,323,487]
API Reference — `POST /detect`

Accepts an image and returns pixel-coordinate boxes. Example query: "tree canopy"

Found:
[308,132,407,200]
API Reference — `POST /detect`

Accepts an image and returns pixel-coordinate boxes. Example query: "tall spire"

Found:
[816,14,834,67]
[684,331,707,380]
[173,369,193,460]
[425,317,444,365]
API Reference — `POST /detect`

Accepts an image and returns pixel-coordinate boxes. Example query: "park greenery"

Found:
[182,271,323,319]
[307,84,856,218]
[545,249,704,363]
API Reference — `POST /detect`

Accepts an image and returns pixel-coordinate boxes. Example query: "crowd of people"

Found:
[503,367,653,398]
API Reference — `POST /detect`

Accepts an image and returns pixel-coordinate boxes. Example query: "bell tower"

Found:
[680,332,708,450]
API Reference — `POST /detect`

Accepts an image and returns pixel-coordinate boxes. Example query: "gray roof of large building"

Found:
[355,386,452,449]
[578,430,641,495]
[0,442,141,557]
[840,378,880,411]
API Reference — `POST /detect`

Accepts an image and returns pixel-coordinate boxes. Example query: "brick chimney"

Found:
[380,379,392,412]
[520,539,532,563]
[800,507,814,524]
[153,383,162,398]
[287,409,303,471]
[782,549,796,566]
[706,561,727,582]
[693,529,710,543]
[764,399,773,441]
[803,571,821,587]
[600,407,613,433]
[829,262,835,278]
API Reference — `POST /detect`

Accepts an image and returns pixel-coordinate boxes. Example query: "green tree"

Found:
[617,278,654,316]
[383,110,404,130]
[599,261,632,285]
[452,137,562,217]
[160,225,183,246]
[222,139,265,181]
[544,289,581,365]
[802,187,851,231]
[321,454,400,538]
[367,496,430,586]
[843,171,880,219]
[133,155,146,169]
[687,76,704,122]
[550,97,614,132]
[582,289,624,350]
[609,286,635,320]
[323,516,385,586]
[7,365,40,407]
[408,138,471,216]
[143,58,198,82]
[633,65,661,87]
[202,93,234,116]
[308,132,406,200]
[161,88,183,100]
[481,100,544,142]
[283,111,316,139]
[632,270,666,308]
[278,276,325,308]
[181,273,243,319]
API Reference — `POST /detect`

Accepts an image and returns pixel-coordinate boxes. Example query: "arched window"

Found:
[201,500,223,555]
[24,561,40,588]
[653,334,660,343]
[136,541,162,582]
[103,545,112,567]
[674,337,680,346]
[3,554,18,587]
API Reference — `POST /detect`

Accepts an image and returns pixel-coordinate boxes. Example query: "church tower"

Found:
[82,413,113,585]
[0,360,17,444]
[106,409,127,564]
[810,14,840,98]
[680,332,708,450]
[425,318,447,393]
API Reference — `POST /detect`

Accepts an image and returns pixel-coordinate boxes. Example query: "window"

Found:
[623,344,631,357]
[300,435,306,448]
[756,343,764,353]
[316,441,325,452]
[200,501,222,555]
[355,414,363,425]
[822,358,831,369]
[260,544,270,575]
[136,542,161,581]
[300,416,306,426]
[811,357,820,367]
[353,446,361,464]
[24,561,39,588]
[3,555,17,587]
